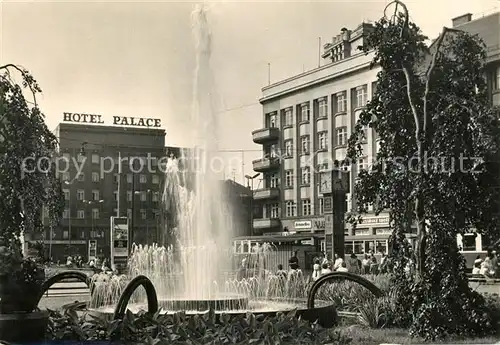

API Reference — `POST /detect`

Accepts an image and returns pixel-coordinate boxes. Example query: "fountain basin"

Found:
[158,294,249,311]
[65,298,337,328]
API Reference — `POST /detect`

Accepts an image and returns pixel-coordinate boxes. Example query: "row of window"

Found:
[263,199,325,218]
[61,153,162,166]
[63,189,160,202]
[266,85,369,127]
[62,208,160,220]
[60,172,161,184]
[266,126,368,158]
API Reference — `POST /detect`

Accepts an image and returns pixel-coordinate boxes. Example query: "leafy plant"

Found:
[345,0,500,340]
[46,308,352,345]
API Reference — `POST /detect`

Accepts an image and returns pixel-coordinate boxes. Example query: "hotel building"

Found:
[237,12,500,269]
[29,121,254,262]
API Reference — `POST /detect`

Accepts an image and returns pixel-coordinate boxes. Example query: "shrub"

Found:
[46,308,352,345]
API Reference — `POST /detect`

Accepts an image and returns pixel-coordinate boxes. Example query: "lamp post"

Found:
[63,180,72,253]
[245,173,260,236]
[133,189,151,245]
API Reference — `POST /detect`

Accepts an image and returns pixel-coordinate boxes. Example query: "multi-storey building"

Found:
[239,13,500,269]
[451,12,500,107]
[35,122,176,262]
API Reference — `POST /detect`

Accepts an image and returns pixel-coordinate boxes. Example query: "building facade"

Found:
[34,122,176,262]
[241,13,500,269]
[241,22,394,268]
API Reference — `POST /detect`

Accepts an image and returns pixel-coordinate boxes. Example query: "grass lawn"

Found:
[338,325,500,344]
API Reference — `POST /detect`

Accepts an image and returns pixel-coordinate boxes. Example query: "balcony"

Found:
[253,187,280,200]
[252,127,280,144]
[252,157,280,172]
[253,218,281,229]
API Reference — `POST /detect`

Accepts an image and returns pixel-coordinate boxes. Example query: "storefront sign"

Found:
[324,214,333,235]
[362,216,390,225]
[375,228,393,235]
[294,221,312,229]
[88,240,97,260]
[110,217,129,271]
[301,239,314,245]
[354,228,371,236]
[323,197,332,212]
[63,112,162,128]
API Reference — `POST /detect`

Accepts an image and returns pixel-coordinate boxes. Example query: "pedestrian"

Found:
[312,259,321,281]
[289,251,299,270]
[347,253,361,274]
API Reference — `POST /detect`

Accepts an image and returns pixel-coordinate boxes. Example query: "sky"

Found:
[1,0,499,185]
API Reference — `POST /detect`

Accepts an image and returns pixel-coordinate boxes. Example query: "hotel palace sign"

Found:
[63,112,162,128]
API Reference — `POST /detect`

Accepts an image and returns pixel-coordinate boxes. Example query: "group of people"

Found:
[472,249,500,277]
[311,252,389,280]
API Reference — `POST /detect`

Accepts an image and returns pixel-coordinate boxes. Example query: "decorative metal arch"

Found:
[36,270,91,307]
[113,275,158,320]
[307,272,383,309]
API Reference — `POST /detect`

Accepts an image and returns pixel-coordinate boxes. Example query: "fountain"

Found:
[53,4,382,327]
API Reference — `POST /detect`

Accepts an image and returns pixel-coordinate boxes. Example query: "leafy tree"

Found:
[0,64,64,273]
[346,0,500,339]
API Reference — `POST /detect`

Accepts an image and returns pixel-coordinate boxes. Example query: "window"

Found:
[375,139,381,154]
[127,208,132,219]
[375,240,388,254]
[152,175,159,184]
[356,85,368,108]
[318,198,324,215]
[113,191,118,201]
[77,210,85,219]
[284,140,293,157]
[336,127,347,146]
[77,172,85,182]
[127,191,133,202]
[63,231,69,239]
[300,103,310,122]
[77,154,85,163]
[113,208,118,217]
[285,170,294,187]
[153,209,160,218]
[318,98,328,117]
[268,113,277,128]
[461,234,477,251]
[92,190,99,201]
[353,241,364,254]
[91,154,99,164]
[270,203,280,218]
[337,92,347,113]
[284,108,293,126]
[302,199,311,216]
[140,174,147,183]
[140,209,147,219]
[320,240,326,253]
[63,189,70,201]
[267,144,279,158]
[152,192,159,202]
[62,172,70,181]
[269,173,279,188]
[92,208,99,219]
[285,201,296,217]
[92,172,100,182]
[361,126,369,142]
[127,174,133,184]
[63,209,70,219]
[318,131,328,150]
[301,167,310,185]
[140,191,147,202]
[300,135,310,154]
[76,189,85,200]
[358,157,368,172]
[114,173,119,183]
[317,162,328,171]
